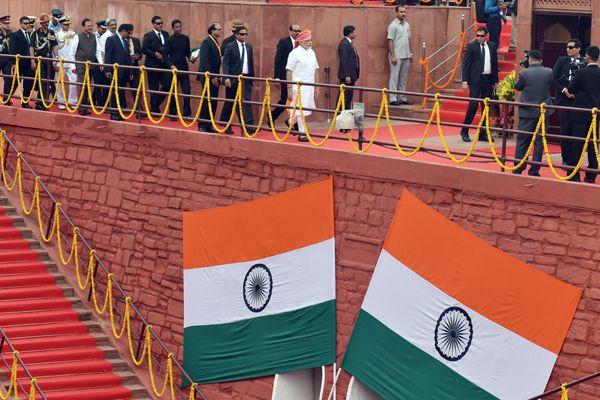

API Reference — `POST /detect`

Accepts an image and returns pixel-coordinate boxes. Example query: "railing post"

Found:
[420,42,427,96]
[135,322,146,359]
[500,103,509,172]
[461,14,465,33]
[45,202,57,239]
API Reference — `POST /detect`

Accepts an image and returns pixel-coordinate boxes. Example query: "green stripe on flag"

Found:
[342,310,498,400]
[184,300,336,384]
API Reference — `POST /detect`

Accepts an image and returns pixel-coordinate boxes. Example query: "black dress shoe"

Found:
[21,103,32,109]
[35,103,46,110]
[528,172,541,177]
[297,135,309,142]
[224,127,234,135]
[110,115,124,121]
[584,176,596,184]
[169,116,178,121]
[460,132,471,142]
[78,108,90,116]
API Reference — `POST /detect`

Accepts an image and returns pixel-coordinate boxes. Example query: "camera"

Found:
[519,50,530,68]
[569,57,586,72]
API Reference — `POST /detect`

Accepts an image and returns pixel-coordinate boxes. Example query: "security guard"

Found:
[0,15,13,104]
[31,14,57,109]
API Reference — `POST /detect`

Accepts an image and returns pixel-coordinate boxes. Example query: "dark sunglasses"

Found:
[291,29,301,33]
[155,22,163,25]
[476,34,486,38]
[567,45,577,49]
[237,32,248,36]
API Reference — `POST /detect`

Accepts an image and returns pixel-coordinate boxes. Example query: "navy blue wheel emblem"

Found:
[243,264,273,313]
[434,306,473,361]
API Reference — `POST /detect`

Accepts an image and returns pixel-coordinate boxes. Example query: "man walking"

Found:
[69,18,98,115]
[565,46,600,183]
[30,14,57,110]
[221,25,254,135]
[142,16,170,114]
[337,25,360,110]
[459,26,499,142]
[286,30,319,143]
[272,24,301,122]
[10,16,35,108]
[512,50,553,177]
[55,16,78,110]
[0,15,14,104]
[104,24,134,121]
[197,22,223,133]
[387,5,412,106]
[553,39,582,165]
[164,19,192,120]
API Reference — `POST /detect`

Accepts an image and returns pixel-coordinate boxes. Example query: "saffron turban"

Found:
[294,30,312,48]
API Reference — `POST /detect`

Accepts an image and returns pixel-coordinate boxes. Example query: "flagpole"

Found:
[325,366,342,400]
[333,363,337,399]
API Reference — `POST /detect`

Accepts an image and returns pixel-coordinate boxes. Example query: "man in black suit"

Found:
[126,31,143,115]
[565,46,600,183]
[553,38,582,165]
[10,16,35,108]
[221,26,254,135]
[104,24,134,121]
[459,26,499,142]
[0,16,14,105]
[512,50,553,177]
[338,25,360,110]
[142,16,170,114]
[197,22,223,133]
[164,19,192,120]
[271,24,301,121]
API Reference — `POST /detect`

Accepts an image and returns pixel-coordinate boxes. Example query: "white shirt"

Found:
[481,42,491,75]
[290,36,295,47]
[154,29,164,45]
[346,37,352,44]
[237,40,249,75]
[387,18,411,59]
[56,29,76,67]
[97,29,114,64]
[286,46,319,83]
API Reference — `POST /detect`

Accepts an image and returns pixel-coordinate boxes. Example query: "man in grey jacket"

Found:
[513,50,553,176]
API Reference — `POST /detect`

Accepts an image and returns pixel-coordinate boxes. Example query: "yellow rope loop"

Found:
[88,63,116,114]
[148,347,175,398]
[209,74,240,133]
[141,66,176,124]
[28,378,37,400]
[36,195,58,243]
[386,90,435,156]
[115,64,144,120]
[92,266,113,315]
[591,108,600,162]
[1,150,21,191]
[172,68,204,128]
[35,56,59,109]
[189,383,198,400]
[0,58,19,104]
[298,80,341,147]
[109,293,130,339]
[56,215,79,267]
[126,314,150,367]
[18,175,39,215]
[239,75,270,138]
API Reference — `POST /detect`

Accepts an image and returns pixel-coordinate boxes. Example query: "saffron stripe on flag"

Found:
[383,191,582,355]
[183,177,334,269]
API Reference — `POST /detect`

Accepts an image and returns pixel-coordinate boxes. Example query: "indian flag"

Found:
[183,178,336,384]
[342,191,582,400]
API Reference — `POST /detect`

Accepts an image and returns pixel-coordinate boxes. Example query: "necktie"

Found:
[241,43,246,65]
[122,38,128,52]
[25,32,30,46]
[157,32,163,45]
[481,44,486,68]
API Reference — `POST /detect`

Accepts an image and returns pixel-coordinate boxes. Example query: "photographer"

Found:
[565,45,600,183]
[513,50,553,176]
[553,39,582,165]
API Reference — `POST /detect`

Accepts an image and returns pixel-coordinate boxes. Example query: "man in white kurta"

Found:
[54,16,77,108]
[285,30,319,142]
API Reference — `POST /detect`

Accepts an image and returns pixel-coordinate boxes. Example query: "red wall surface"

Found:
[1,109,600,399]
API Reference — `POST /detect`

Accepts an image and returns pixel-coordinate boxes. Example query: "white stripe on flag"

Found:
[362,250,557,400]
[184,238,335,327]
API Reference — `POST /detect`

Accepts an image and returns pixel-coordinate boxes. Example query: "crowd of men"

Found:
[0,9,367,143]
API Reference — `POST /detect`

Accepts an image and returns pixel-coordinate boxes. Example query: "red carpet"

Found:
[0,204,137,400]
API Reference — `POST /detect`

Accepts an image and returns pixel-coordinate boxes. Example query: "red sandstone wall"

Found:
[1,110,600,399]
[0,1,467,117]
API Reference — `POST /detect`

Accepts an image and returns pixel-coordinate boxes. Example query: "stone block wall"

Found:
[1,110,599,399]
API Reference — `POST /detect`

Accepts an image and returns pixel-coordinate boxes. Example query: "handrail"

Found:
[526,371,600,400]
[1,53,599,182]
[0,132,206,400]
[0,327,47,400]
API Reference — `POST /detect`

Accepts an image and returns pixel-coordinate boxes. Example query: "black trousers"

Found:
[128,70,141,111]
[147,69,170,113]
[110,72,130,116]
[558,109,574,165]
[0,59,13,100]
[37,60,55,103]
[198,82,219,130]
[486,16,502,47]
[76,67,98,110]
[514,117,544,175]
[461,75,494,135]
[271,82,288,121]
[568,119,599,182]
[220,78,254,126]
[339,79,356,110]
[169,68,191,117]
[19,65,34,100]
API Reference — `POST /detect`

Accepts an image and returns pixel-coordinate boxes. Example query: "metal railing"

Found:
[0,53,599,181]
[0,327,47,400]
[0,132,206,400]
[528,371,600,399]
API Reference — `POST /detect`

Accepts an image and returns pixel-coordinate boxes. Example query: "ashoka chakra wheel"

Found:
[434,306,473,361]
[243,263,273,313]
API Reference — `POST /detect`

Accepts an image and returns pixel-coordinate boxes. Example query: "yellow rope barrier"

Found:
[0,351,37,400]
